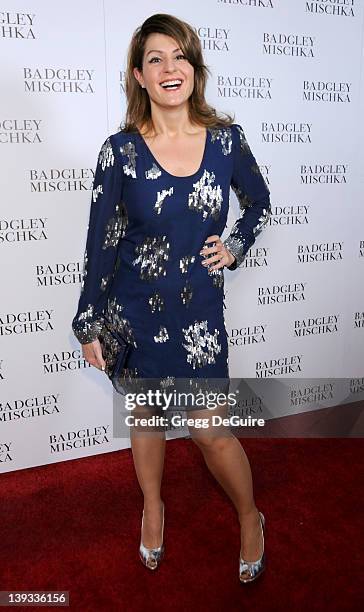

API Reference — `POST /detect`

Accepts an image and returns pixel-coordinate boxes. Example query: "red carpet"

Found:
[0,436,362,611]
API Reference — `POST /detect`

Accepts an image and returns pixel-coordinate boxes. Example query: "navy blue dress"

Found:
[71,123,271,395]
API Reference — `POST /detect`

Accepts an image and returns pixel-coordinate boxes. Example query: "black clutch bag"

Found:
[98,316,133,380]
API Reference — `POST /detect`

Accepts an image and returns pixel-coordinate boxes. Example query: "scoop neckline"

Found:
[136,127,209,179]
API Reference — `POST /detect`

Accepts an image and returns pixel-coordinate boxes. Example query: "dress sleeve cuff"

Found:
[223,236,246,270]
[72,305,104,344]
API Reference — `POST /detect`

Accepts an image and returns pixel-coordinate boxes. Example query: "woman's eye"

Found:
[149,55,186,63]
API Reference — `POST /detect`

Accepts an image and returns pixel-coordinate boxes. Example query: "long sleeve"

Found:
[72,135,126,344]
[223,123,271,270]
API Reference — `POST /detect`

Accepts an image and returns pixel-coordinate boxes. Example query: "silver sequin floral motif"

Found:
[132,235,170,281]
[96,294,139,385]
[236,125,251,156]
[154,187,173,215]
[208,267,224,289]
[80,248,88,294]
[154,326,169,343]
[103,201,128,249]
[232,184,254,211]
[72,303,104,344]
[223,234,247,268]
[182,320,221,370]
[160,376,175,389]
[210,126,233,155]
[120,141,137,178]
[148,291,165,313]
[179,255,195,274]
[92,184,103,202]
[251,162,270,191]
[181,281,193,307]
[100,273,112,291]
[146,163,162,180]
[202,241,224,288]
[188,169,223,221]
[98,138,114,170]
[252,207,271,237]
[103,296,137,348]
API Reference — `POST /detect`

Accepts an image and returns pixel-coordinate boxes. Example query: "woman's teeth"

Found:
[160,80,182,90]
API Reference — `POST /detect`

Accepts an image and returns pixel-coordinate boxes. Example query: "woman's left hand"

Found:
[199,235,236,271]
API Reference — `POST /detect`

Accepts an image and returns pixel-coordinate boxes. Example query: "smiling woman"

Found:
[71,12,271,583]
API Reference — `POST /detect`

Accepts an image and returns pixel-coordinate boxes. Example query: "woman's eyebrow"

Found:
[146,48,181,56]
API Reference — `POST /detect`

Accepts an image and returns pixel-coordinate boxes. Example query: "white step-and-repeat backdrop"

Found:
[1,1,363,472]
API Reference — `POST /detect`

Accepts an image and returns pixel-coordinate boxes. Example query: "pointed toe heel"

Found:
[239,510,265,583]
[139,501,165,570]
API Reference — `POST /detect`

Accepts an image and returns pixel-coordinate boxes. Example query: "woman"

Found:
[72,13,271,583]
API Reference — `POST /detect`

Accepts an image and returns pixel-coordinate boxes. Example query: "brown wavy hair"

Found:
[121,13,234,134]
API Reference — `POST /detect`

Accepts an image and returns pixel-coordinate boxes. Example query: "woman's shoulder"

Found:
[207,122,241,157]
[108,125,138,145]
[96,127,138,163]
[208,122,245,145]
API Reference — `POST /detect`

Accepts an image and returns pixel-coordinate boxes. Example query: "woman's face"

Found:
[133,32,195,111]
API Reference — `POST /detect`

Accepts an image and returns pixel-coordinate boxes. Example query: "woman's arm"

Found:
[224,123,271,270]
[72,135,126,344]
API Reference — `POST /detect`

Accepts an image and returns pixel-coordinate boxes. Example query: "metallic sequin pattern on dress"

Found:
[92,185,103,202]
[182,319,221,369]
[188,169,223,221]
[251,162,270,191]
[202,241,224,289]
[160,376,175,389]
[148,291,165,313]
[104,296,137,348]
[232,184,253,211]
[253,207,271,237]
[179,255,195,274]
[98,138,114,170]
[209,126,233,156]
[132,235,170,281]
[154,326,169,343]
[236,125,251,156]
[100,273,112,291]
[120,141,137,178]
[154,187,174,215]
[72,303,104,344]
[208,267,224,289]
[103,201,128,249]
[223,234,247,268]
[80,248,88,294]
[181,280,193,307]
[146,163,162,180]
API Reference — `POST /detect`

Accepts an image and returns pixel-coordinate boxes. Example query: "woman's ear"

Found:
[133,67,144,88]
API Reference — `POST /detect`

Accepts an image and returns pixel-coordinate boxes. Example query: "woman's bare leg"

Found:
[188,404,263,561]
[129,405,166,548]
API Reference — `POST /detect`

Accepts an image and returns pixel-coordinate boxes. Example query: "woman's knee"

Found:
[190,432,234,452]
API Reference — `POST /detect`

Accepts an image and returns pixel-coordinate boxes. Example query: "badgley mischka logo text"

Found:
[36,263,82,287]
[0,119,42,143]
[306,0,355,18]
[0,310,54,335]
[0,218,48,243]
[0,11,36,38]
[29,168,94,192]
[24,68,95,93]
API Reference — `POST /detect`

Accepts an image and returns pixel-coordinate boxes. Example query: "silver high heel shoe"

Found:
[139,501,165,570]
[239,510,265,583]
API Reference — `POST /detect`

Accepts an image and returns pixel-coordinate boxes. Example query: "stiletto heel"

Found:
[139,501,165,570]
[239,510,265,583]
